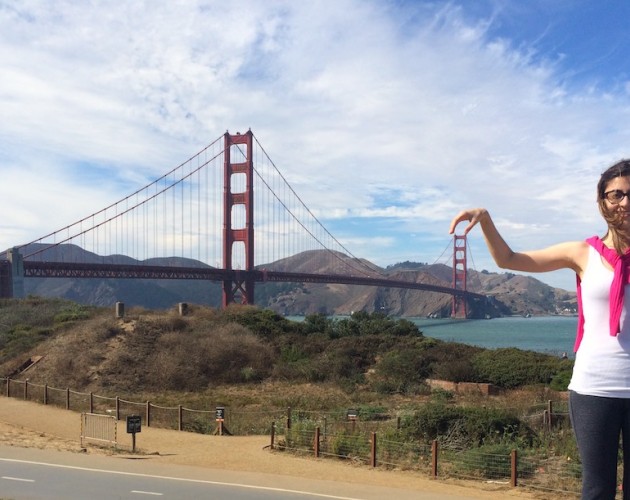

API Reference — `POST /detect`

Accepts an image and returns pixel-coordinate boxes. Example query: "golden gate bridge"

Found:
[0,130,485,318]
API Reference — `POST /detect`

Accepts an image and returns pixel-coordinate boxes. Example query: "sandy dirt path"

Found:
[0,397,542,499]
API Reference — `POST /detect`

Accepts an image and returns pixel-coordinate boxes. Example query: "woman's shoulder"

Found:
[560,240,591,276]
[562,240,591,257]
[547,240,590,252]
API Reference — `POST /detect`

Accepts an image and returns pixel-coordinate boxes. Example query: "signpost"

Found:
[126,415,141,452]
[214,406,231,435]
[347,409,358,432]
[215,406,225,422]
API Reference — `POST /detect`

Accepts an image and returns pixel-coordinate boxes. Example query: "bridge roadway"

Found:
[22,261,485,301]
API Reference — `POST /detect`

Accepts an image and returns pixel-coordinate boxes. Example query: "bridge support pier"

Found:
[0,259,10,298]
[222,131,255,307]
[0,248,24,299]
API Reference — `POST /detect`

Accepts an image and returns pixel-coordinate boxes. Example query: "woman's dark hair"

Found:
[598,159,630,254]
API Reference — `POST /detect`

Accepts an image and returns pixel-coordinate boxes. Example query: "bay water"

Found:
[288,314,578,359]
[411,316,577,359]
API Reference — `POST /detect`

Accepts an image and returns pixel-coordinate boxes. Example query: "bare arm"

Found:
[449,208,587,276]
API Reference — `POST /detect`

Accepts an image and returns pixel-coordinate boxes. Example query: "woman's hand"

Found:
[449,208,489,235]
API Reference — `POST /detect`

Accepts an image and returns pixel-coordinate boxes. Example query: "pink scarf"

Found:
[574,235,630,352]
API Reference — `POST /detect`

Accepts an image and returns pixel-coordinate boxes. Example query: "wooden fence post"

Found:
[43,384,48,405]
[511,449,518,487]
[547,400,553,430]
[178,405,183,431]
[146,401,151,427]
[6,378,9,397]
[24,380,28,400]
[431,440,439,478]
[66,388,70,409]
[115,396,120,420]
[371,432,377,468]
[286,407,291,429]
[314,427,320,458]
[89,392,94,413]
[270,422,275,450]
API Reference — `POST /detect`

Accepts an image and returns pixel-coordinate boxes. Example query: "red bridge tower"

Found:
[222,130,255,307]
[451,234,467,318]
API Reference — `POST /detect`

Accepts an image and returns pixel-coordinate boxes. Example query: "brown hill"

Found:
[258,253,576,318]
[7,245,576,317]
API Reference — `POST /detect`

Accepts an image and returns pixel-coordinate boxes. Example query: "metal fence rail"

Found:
[80,412,117,448]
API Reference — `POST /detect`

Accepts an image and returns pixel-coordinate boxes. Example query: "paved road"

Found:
[0,446,501,500]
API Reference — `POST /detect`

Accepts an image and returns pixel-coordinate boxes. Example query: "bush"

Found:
[453,443,516,479]
[148,323,275,390]
[331,430,370,459]
[224,306,294,338]
[331,311,422,338]
[432,358,477,383]
[0,298,98,363]
[472,348,563,389]
[549,368,573,391]
[400,403,532,449]
[370,348,433,394]
[284,420,317,451]
[53,303,93,323]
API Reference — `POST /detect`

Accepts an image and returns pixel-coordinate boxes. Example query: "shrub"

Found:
[284,420,318,451]
[400,403,532,449]
[332,311,422,338]
[432,358,478,383]
[472,348,562,389]
[370,348,433,394]
[301,313,334,336]
[453,443,516,479]
[420,341,483,382]
[53,303,93,323]
[331,430,370,459]
[430,388,454,403]
[224,307,294,338]
[0,298,98,363]
[549,368,573,391]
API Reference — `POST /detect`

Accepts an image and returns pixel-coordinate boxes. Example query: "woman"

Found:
[449,159,630,499]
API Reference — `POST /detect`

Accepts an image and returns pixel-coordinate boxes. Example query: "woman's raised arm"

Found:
[449,208,586,275]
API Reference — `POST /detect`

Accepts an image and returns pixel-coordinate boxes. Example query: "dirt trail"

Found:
[0,397,539,499]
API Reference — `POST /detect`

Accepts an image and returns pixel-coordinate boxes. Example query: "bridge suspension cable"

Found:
[19,136,225,264]
[250,134,385,278]
[17,131,385,280]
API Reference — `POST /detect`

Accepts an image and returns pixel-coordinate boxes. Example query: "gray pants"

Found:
[569,390,630,499]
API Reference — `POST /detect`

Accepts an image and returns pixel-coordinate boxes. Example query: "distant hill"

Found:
[5,244,576,317]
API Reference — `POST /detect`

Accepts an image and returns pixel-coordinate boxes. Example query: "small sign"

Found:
[215,406,225,422]
[126,415,141,434]
[347,409,358,421]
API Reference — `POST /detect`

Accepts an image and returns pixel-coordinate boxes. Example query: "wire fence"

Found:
[0,376,600,498]
[273,416,587,497]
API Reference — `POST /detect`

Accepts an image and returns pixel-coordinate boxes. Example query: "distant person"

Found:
[449,159,630,500]
[561,352,568,359]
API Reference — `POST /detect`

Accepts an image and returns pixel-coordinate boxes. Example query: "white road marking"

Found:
[131,491,163,496]
[2,475,35,482]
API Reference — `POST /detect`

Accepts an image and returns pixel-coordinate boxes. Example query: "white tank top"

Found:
[568,246,630,397]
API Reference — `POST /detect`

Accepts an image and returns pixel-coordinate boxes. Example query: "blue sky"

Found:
[2,0,630,291]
